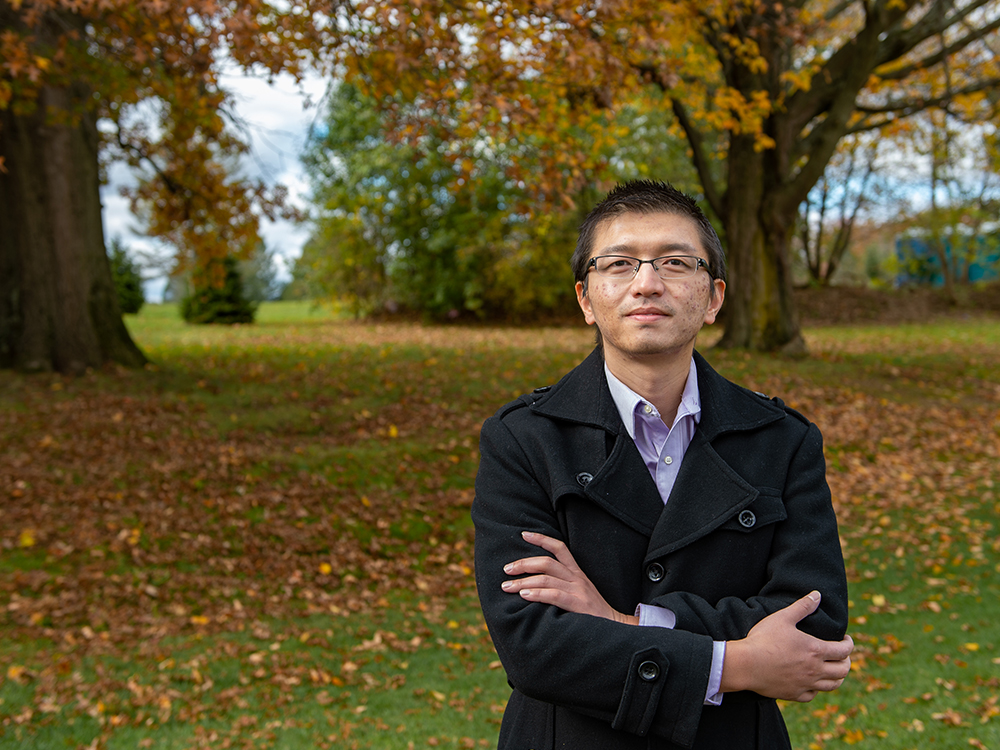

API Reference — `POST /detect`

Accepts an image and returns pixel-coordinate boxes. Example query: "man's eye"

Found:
[610,260,631,268]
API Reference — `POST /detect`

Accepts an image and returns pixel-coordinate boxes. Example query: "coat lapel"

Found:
[643,352,786,560]
[583,432,665,537]
[530,348,665,536]
[529,348,788,552]
[644,429,758,560]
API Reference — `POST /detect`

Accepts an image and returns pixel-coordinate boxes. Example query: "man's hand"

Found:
[722,591,854,702]
[501,531,639,625]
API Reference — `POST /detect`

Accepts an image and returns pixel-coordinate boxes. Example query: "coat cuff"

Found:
[611,647,669,737]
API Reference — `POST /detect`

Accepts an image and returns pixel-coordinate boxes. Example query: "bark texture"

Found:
[0,85,146,373]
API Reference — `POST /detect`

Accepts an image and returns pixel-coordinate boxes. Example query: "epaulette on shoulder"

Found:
[496,396,530,419]
[497,383,555,418]
[746,388,807,423]
[780,400,811,426]
[754,390,811,426]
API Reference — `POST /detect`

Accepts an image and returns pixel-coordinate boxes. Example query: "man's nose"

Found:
[631,261,664,294]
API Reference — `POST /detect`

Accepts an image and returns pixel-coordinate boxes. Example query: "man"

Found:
[472,180,851,749]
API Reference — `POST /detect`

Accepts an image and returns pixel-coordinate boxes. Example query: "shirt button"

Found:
[663,456,673,465]
[646,563,664,582]
[643,404,653,414]
[638,661,660,681]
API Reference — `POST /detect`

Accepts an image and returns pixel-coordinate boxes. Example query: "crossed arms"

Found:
[503,530,853,703]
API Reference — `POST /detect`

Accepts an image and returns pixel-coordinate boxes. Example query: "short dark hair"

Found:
[572,180,728,295]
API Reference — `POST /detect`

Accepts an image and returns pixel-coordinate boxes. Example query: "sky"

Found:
[100,71,329,302]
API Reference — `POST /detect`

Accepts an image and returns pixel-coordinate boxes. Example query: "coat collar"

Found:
[529,347,787,549]
[530,347,784,440]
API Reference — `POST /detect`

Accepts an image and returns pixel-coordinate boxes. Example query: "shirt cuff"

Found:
[635,604,725,706]
[705,640,725,706]
[636,603,676,629]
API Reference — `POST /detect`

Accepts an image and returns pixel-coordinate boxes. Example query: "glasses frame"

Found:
[587,254,710,282]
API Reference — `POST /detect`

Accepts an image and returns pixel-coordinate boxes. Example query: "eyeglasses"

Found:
[587,254,709,281]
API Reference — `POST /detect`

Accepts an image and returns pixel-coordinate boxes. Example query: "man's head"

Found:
[572,180,727,298]
[571,180,727,356]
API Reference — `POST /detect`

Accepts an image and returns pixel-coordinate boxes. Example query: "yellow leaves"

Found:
[781,68,814,94]
[842,728,864,744]
[388,424,399,438]
[17,528,36,548]
[318,562,333,575]
[7,665,31,684]
[705,86,775,149]
[931,708,965,726]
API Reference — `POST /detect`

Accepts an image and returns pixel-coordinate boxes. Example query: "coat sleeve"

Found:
[648,421,849,644]
[472,411,715,747]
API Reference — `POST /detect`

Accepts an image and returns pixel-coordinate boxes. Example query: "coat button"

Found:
[576,472,593,487]
[738,510,756,528]
[638,661,659,682]
[646,563,664,582]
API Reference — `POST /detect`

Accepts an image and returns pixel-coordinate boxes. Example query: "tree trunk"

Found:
[0,84,146,373]
[715,137,805,354]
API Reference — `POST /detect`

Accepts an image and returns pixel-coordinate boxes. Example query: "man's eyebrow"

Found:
[599,242,701,256]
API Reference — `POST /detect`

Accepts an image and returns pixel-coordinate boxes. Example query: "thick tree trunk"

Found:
[0,85,146,373]
[715,137,805,354]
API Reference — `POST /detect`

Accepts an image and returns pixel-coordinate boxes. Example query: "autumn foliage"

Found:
[2,308,999,746]
[342,0,1000,351]
[2,0,333,267]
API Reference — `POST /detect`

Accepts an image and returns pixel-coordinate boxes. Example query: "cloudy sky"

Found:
[100,71,329,301]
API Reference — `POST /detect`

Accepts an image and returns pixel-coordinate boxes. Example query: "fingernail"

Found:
[519,589,532,598]
[503,563,513,573]
[501,580,513,590]
[808,591,821,602]
[521,531,533,539]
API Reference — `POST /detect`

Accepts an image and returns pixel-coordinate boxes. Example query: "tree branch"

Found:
[874,0,996,71]
[669,97,725,219]
[855,77,1000,118]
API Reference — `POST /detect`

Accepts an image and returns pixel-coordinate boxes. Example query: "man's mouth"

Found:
[627,308,670,322]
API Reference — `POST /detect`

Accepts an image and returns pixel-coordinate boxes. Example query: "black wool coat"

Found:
[472,349,849,750]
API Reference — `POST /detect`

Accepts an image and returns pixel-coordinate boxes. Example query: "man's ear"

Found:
[704,279,726,325]
[576,281,596,326]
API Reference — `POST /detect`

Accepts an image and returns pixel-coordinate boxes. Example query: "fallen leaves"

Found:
[3,319,999,747]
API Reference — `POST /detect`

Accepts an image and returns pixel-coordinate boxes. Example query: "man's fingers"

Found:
[827,635,854,662]
[503,554,568,577]
[520,531,580,569]
[771,590,822,626]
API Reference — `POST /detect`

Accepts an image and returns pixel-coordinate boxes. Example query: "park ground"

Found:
[1,298,999,749]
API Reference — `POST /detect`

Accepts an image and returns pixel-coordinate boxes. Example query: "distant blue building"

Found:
[896,227,1000,287]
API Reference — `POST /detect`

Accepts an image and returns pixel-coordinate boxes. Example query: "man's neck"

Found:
[603,348,694,426]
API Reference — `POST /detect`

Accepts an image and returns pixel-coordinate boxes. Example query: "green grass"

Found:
[2,303,999,748]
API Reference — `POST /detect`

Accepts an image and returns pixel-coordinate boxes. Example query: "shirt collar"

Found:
[605,357,701,438]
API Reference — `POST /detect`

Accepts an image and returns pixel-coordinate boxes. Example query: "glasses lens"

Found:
[656,256,699,279]
[594,256,637,278]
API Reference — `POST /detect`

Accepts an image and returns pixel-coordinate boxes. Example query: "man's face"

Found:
[575,211,725,365]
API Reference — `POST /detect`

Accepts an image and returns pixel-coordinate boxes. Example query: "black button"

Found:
[738,510,756,528]
[576,472,593,487]
[533,385,552,393]
[646,563,664,582]
[638,661,659,681]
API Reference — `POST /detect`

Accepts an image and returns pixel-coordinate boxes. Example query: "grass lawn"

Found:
[1,302,998,749]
